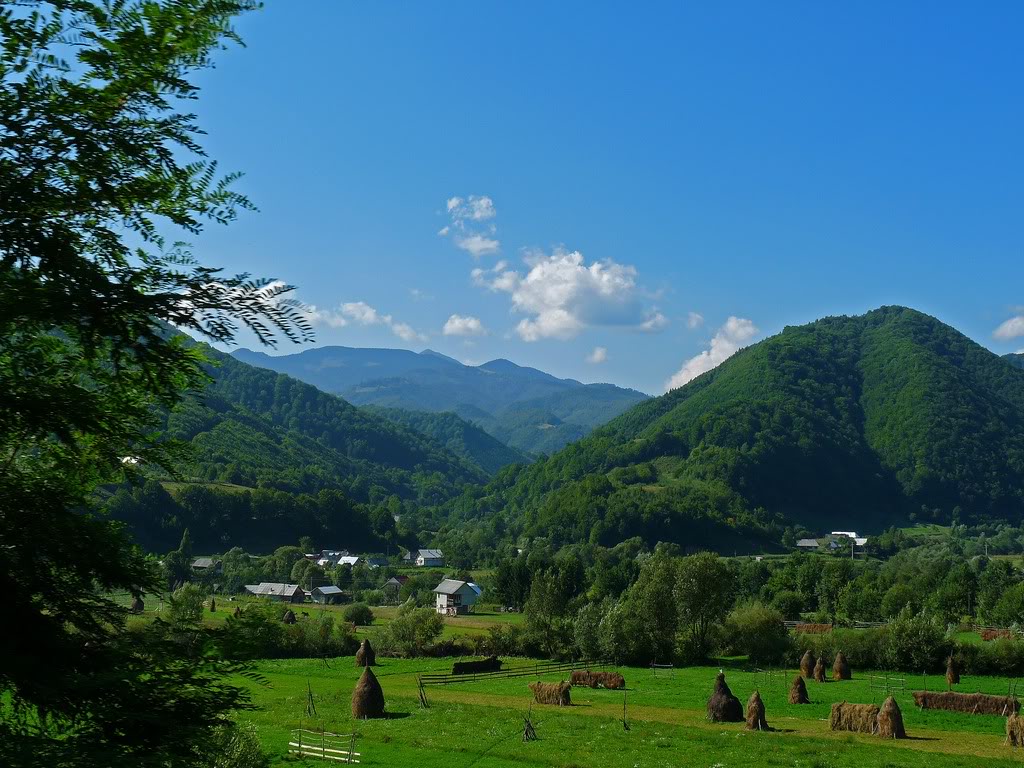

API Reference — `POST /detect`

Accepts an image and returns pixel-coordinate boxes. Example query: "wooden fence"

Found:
[419,658,609,686]
[288,729,360,763]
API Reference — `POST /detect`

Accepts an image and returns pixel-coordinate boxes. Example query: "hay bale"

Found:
[946,655,960,687]
[570,670,594,687]
[355,638,376,667]
[913,690,1020,716]
[1007,713,1024,746]
[982,628,1013,641]
[528,681,571,706]
[876,695,906,739]
[789,674,810,704]
[799,650,816,678]
[745,690,770,731]
[794,622,833,634]
[832,651,851,681]
[452,656,502,675]
[351,666,385,719]
[830,701,879,734]
[282,609,296,625]
[598,671,626,690]
[130,596,144,614]
[706,672,744,722]
[813,657,827,683]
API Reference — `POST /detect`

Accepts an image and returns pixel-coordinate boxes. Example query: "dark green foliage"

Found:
[364,406,530,475]
[724,601,792,665]
[232,346,649,455]
[343,603,375,626]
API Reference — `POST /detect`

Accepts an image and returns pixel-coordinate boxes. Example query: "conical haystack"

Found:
[282,609,296,625]
[706,672,743,722]
[745,690,770,731]
[209,597,216,613]
[813,657,827,682]
[799,650,816,678]
[233,606,242,619]
[351,665,386,719]
[833,651,851,681]
[130,596,144,614]
[946,655,960,687]
[876,695,906,738]
[355,638,376,667]
[1007,713,1024,746]
[789,674,810,704]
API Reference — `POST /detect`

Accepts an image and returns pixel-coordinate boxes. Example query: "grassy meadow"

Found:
[236,655,1024,767]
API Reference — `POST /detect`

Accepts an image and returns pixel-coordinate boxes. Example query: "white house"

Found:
[433,579,480,615]
[416,548,444,567]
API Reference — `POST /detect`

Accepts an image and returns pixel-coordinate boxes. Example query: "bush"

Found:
[372,606,443,656]
[723,601,791,665]
[361,589,386,607]
[771,590,804,621]
[204,722,269,768]
[168,583,206,629]
[219,603,357,659]
[883,608,949,672]
[343,603,375,626]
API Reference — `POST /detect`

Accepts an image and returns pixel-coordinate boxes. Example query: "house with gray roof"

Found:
[433,578,480,615]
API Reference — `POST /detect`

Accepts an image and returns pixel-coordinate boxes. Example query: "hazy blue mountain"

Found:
[231,346,649,455]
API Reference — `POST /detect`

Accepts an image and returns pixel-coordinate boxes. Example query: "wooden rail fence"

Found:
[419,658,609,686]
[288,729,360,763]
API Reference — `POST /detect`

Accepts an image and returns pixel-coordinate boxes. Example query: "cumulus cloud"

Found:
[687,311,704,329]
[994,315,1024,341]
[302,300,427,343]
[443,314,487,337]
[587,346,608,364]
[473,247,666,341]
[665,316,758,391]
[439,194,500,257]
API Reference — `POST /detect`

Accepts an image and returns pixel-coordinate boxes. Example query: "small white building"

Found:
[433,579,481,615]
[416,549,444,567]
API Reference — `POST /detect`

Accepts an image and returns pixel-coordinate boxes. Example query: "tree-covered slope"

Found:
[161,347,487,504]
[232,346,648,455]
[362,406,530,475]
[1006,353,1024,370]
[444,307,1024,554]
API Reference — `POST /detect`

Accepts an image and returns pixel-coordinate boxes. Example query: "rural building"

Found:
[384,575,408,591]
[191,557,222,573]
[416,549,444,567]
[365,556,389,568]
[244,583,305,603]
[796,538,820,550]
[433,579,481,615]
[311,585,345,604]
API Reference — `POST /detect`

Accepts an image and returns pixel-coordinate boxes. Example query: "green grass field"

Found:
[236,656,1024,767]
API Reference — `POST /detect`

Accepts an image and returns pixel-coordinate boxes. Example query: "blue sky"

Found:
[190,2,1023,395]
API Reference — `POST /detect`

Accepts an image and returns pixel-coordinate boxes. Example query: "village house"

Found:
[310,585,345,605]
[416,548,444,567]
[244,583,305,603]
[433,578,481,615]
[191,557,222,574]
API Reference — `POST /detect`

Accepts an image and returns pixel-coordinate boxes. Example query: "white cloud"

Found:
[440,194,500,257]
[455,233,500,258]
[994,315,1024,341]
[443,314,487,337]
[587,346,608,364]
[473,247,665,341]
[303,300,426,343]
[687,311,704,330]
[665,316,758,391]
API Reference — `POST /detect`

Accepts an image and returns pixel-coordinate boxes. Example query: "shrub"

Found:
[343,603,375,626]
[205,722,270,768]
[361,589,386,607]
[883,608,949,672]
[372,606,443,656]
[167,583,206,629]
[723,601,791,665]
[771,590,804,621]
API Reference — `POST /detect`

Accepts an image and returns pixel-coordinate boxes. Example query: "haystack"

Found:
[232,606,242,619]
[598,671,626,690]
[789,674,810,704]
[876,695,906,739]
[832,651,851,681]
[813,657,826,683]
[355,638,376,667]
[130,596,144,614]
[799,650,816,678]
[913,690,1020,716]
[209,597,216,613]
[946,655,960,687]
[1007,713,1024,746]
[529,681,571,706]
[706,672,744,722]
[452,656,501,675]
[745,690,770,731]
[351,666,385,719]
[570,670,592,687]
[282,609,297,625]
[829,701,879,734]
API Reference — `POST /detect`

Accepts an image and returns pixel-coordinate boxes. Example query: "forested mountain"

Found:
[1006,353,1024,369]
[362,406,530,475]
[423,307,1024,560]
[232,346,648,455]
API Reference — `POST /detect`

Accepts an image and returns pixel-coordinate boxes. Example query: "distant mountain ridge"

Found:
[451,307,1024,554]
[231,346,649,455]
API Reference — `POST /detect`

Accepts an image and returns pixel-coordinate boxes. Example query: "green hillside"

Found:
[437,307,1024,555]
[362,406,530,475]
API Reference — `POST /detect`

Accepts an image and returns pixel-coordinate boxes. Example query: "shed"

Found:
[311,585,345,605]
[191,557,222,573]
[416,549,444,567]
[434,578,480,615]
[244,583,305,603]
